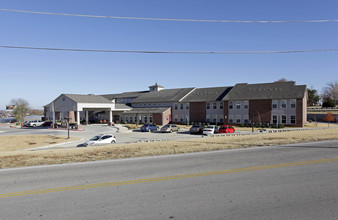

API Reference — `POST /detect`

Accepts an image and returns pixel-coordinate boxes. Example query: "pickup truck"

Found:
[28,120,45,127]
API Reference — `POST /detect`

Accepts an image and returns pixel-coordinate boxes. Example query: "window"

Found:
[272,100,278,109]
[213,103,217,109]
[281,100,287,109]
[243,115,249,124]
[213,115,217,123]
[219,115,224,123]
[186,103,189,110]
[236,115,241,123]
[220,102,224,109]
[180,103,183,110]
[180,115,184,122]
[243,101,249,109]
[174,104,178,110]
[206,115,210,122]
[229,101,233,109]
[290,99,296,108]
[273,115,278,124]
[207,103,210,110]
[290,115,296,124]
[229,115,234,123]
[130,117,133,123]
[149,115,153,123]
[236,101,241,109]
[281,115,287,124]
[174,115,178,122]
[144,115,147,123]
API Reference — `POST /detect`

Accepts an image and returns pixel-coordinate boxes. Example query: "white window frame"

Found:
[229,101,233,109]
[272,115,278,124]
[281,115,287,124]
[272,100,278,109]
[290,115,296,124]
[213,103,217,110]
[281,100,287,109]
[236,115,241,123]
[290,99,296,109]
[229,115,234,123]
[207,103,210,110]
[236,101,241,109]
[243,115,249,124]
[243,101,249,109]
[220,102,224,109]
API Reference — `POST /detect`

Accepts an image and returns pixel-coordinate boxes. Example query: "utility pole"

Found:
[251,112,254,133]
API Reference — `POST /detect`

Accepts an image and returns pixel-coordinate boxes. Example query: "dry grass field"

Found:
[0,128,338,169]
[0,135,80,152]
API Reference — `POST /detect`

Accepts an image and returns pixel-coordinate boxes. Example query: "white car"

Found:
[203,125,218,135]
[78,134,116,147]
[28,120,45,127]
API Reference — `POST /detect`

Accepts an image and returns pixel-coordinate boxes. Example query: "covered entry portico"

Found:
[47,94,130,127]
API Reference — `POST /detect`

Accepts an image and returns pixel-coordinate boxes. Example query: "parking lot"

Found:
[0,124,203,150]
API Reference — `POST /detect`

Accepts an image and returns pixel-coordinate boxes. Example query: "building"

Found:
[44,81,307,127]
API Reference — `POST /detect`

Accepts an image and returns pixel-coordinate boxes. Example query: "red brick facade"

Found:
[189,102,206,122]
[153,113,163,125]
[249,100,272,124]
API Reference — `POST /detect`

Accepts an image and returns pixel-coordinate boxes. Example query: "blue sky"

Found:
[1,0,338,109]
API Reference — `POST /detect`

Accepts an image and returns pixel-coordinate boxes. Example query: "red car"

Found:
[218,125,235,133]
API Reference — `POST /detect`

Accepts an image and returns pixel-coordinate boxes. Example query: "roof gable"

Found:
[62,94,112,104]
[131,88,195,103]
[182,87,233,102]
[223,81,306,101]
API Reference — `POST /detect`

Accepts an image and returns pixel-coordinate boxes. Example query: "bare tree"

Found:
[322,80,338,102]
[9,98,30,122]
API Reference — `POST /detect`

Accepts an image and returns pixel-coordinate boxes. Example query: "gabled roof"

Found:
[121,107,171,114]
[115,104,132,110]
[101,91,148,100]
[182,87,233,102]
[222,81,307,101]
[131,88,195,103]
[62,94,112,103]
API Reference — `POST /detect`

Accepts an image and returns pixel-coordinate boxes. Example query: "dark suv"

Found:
[140,124,159,132]
[189,124,205,134]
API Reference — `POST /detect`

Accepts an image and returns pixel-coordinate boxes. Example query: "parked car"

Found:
[23,121,33,127]
[140,124,159,132]
[203,125,218,135]
[42,121,53,127]
[189,124,205,134]
[28,120,45,127]
[218,125,235,133]
[77,134,116,147]
[160,124,180,133]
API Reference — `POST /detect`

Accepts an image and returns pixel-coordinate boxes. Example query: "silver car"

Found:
[77,134,116,147]
[160,124,180,133]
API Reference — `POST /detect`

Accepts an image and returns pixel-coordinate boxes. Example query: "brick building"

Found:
[45,81,307,127]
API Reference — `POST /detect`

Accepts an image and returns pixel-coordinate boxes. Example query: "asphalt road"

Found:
[1,140,338,219]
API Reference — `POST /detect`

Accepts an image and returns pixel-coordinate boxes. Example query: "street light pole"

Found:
[65,117,71,139]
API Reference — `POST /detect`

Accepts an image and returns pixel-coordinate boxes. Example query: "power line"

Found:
[1,8,338,23]
[1,45,338,54]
